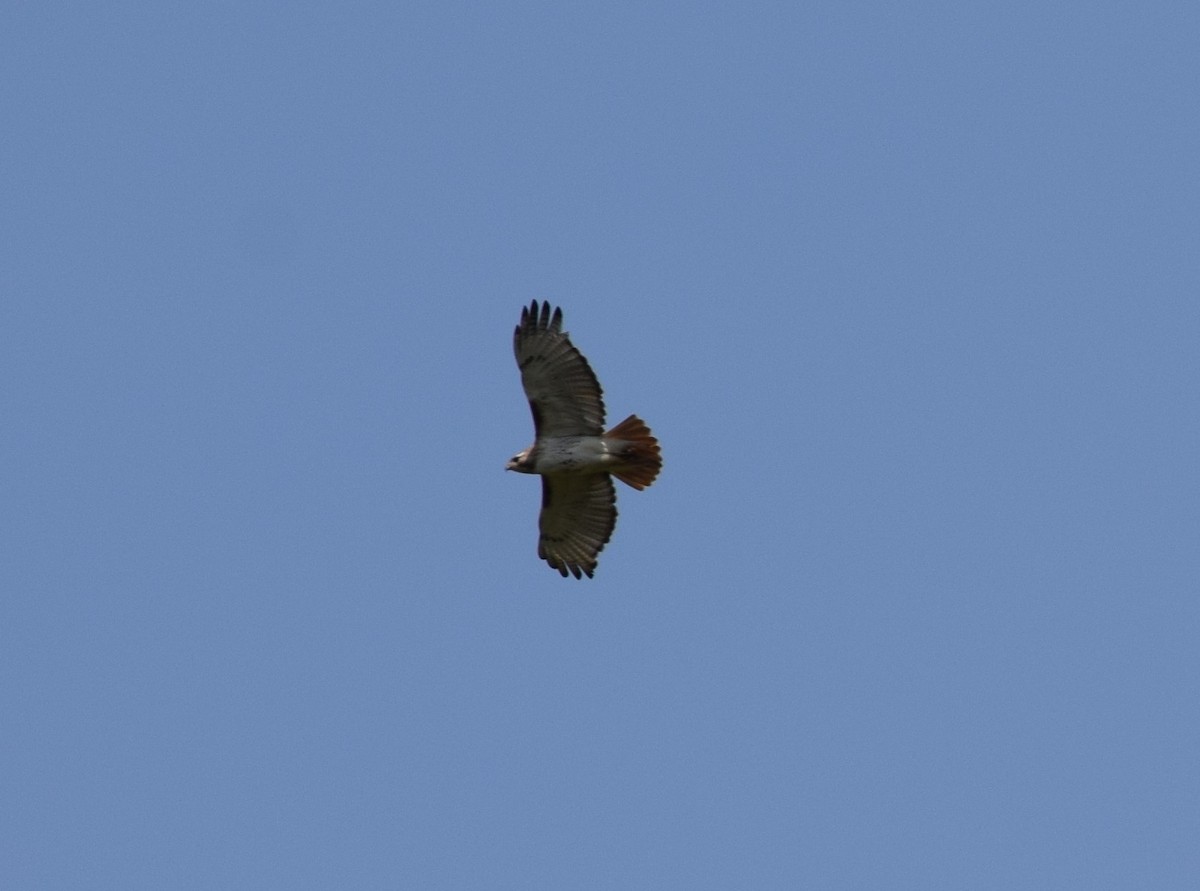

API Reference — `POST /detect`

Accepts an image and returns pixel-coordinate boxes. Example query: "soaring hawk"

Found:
[507,301,662,578]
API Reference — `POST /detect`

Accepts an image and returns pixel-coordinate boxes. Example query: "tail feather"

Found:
[605,414,662,490]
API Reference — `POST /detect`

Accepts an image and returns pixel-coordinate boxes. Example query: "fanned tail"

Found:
[605,414,662,490]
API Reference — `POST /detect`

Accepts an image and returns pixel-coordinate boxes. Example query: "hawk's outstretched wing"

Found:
[538,473,617,579]
[514,300,606,438]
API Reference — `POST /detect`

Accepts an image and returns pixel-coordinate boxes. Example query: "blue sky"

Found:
[3,2,1198,887]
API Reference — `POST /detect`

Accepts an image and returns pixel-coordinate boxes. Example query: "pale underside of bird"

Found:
[507,300,662,578]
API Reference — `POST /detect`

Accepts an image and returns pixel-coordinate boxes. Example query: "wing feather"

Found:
[514,300,606,437]
[537,473,617,579]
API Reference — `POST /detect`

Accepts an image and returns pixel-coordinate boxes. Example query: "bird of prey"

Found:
[507,301,662,578]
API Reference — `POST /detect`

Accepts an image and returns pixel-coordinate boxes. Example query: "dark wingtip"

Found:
[520,300,563,334]
[549,559,593,579]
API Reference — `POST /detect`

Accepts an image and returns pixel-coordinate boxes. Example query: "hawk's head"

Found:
[506,449,534,473]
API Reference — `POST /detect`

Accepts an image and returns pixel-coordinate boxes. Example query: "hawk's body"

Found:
[508,301,661,578]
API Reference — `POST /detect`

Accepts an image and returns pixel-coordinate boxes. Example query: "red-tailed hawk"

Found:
[507,301,662,578]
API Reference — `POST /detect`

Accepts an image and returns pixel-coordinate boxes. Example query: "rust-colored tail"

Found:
[605,414,662,490]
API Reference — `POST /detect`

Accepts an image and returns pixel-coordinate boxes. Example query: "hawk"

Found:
[507,300,662,578]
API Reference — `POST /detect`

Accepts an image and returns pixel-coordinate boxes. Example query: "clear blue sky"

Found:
[3,3,1198,888]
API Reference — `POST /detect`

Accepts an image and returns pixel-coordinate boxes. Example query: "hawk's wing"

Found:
[514,300,606,438]
[538,473,617,579]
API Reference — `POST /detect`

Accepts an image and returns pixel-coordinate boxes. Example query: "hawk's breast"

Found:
[530,436,611,474]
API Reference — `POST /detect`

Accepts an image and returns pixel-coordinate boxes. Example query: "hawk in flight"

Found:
[508,301,662,578]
